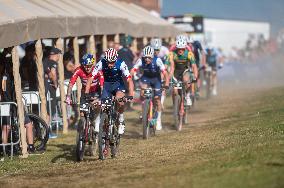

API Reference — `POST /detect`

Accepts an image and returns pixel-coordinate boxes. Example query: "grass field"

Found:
[0,86,283,188]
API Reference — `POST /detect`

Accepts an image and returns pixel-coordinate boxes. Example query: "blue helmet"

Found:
[81,53,95,66]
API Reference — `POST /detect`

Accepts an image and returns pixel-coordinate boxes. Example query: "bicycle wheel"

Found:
[98,113,108,160]
[173,95,182,131]
[142,99,150,139]
[76,117,86,161]
[27,113,49,151]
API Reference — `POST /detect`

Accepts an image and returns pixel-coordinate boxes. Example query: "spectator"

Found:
[43,46,61,122]
[118,43,135,70]
[20,43,38,91]
[63,53,75,80]
[0,48,38,154]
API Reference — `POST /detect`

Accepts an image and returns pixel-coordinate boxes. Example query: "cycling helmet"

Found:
[176,38,187,49]
[186,36,194,43]
[150,38,162,50]
[143,46,154,58]
[81,53,95,66]
[105,48,118,62]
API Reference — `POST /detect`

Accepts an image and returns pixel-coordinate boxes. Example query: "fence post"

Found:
[12,47,28,158]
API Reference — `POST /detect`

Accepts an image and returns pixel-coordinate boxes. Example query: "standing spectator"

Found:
[118,40,135,70]
[43,47,61,122]
[20,43,38,91]
[63,53,75,80]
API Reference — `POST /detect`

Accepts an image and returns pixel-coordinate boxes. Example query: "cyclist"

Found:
[186,36,206,98]
[150,38,170,110]
[65,54,103,134]
[205,47,219,96]
[85,48,134,135]
[169,37,198,106]
[131,46,169,130]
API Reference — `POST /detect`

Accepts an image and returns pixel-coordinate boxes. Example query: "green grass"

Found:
[0,87,284,188]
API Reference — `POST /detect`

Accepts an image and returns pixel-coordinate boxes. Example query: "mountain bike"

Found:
[139,88,161,139]
[98,96,131,160]
[74,97,100,162]
[172,76,194,131]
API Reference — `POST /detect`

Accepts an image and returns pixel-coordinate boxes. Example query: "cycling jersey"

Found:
[69,66,103,93]
[92,58,132,99]
[133,57,165,97]
[133,57,166,78]
[92,59,131,82]
[170,49,196,80]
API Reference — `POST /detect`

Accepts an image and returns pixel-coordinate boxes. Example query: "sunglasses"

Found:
[84,65,93,68]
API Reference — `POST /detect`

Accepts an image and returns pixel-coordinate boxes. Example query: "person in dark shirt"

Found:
[43,47,61,121]
[20,43,38,91]
[63,53,75,80]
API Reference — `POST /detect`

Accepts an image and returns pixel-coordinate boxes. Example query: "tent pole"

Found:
[143,37,148,46]
[55,38,68,134]
[114,34,120,43]
[35,40,48,123]
[88,35,96,57]
[102,35,107,51]
[12,47,28,158]
[132,38,138,53]
[73,37,81,115]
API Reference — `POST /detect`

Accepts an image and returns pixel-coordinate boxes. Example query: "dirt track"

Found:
[1,83,279,188]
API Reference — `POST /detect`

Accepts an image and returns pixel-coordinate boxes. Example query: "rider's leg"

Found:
[183,73,192,106]
[91,106,100,133]
[154,79,162,130]
[212,70,217,95]
[116,91,126,134]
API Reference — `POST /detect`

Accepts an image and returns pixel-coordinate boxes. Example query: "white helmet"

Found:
[150,38,162,50]
[176,38,187,49]
[186,36,194,43]
[143,46,154,58]
[104,48,118,62]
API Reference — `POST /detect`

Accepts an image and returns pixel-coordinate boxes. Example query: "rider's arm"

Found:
[189,52,198,79]
[98,71,104,91]
[157,58,169,87]
[120,61,134,97]
[198,42,207,67]
[66,68,80,96]
[85,60,102,94]
[169,52,175,78]
[130,59,142,76]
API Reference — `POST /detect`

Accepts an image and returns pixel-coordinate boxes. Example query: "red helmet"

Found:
[105,48,118,62]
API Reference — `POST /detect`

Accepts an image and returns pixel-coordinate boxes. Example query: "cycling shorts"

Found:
[101,81,126,100]
[140,76,162,97]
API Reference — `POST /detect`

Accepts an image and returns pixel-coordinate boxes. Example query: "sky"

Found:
[161,0,284,34]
